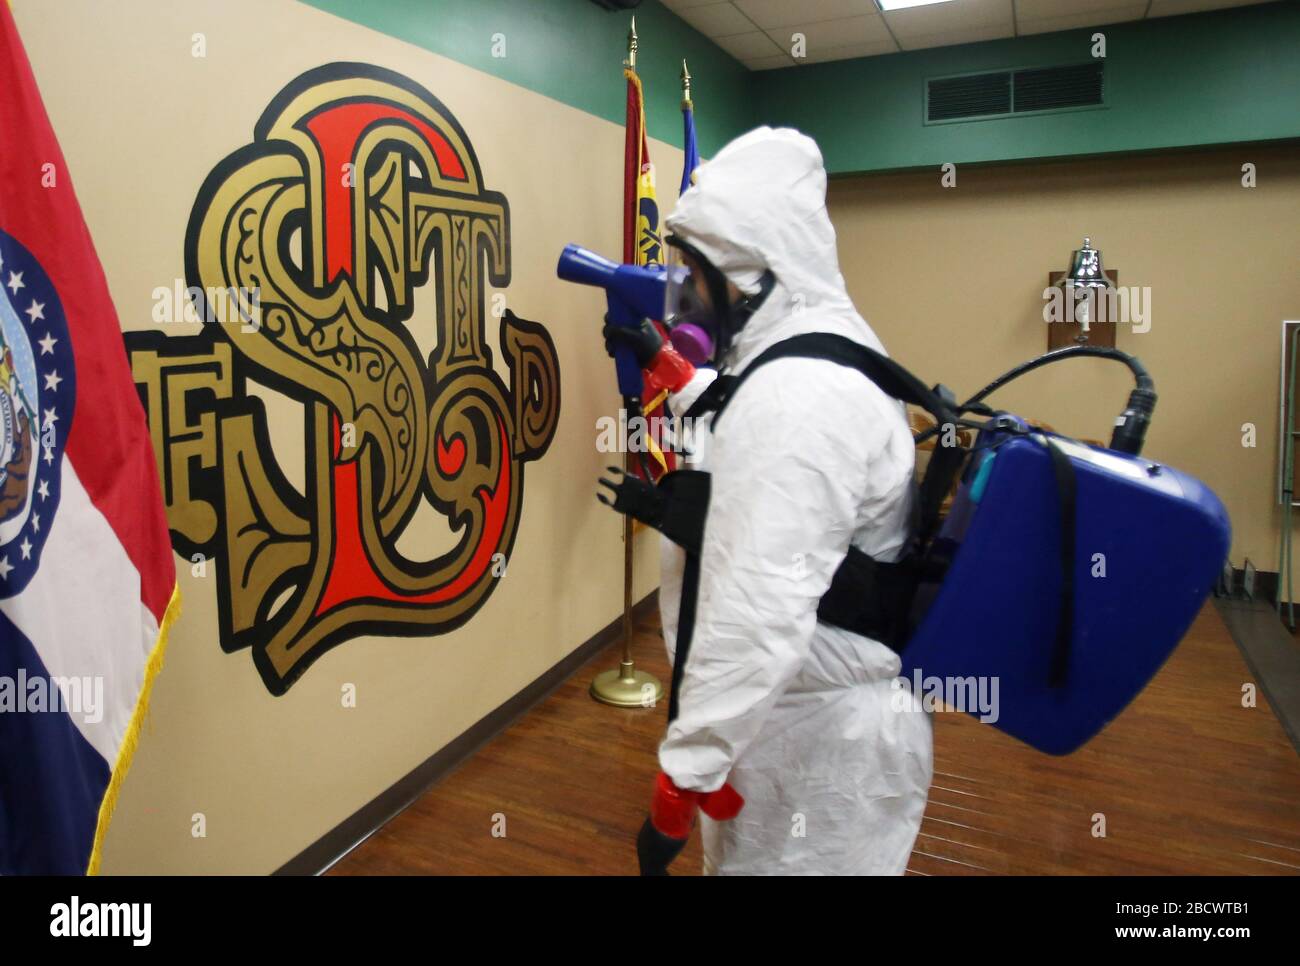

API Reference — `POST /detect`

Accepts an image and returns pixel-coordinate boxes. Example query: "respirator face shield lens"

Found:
[663,247,712,329]
[663,248,718,366]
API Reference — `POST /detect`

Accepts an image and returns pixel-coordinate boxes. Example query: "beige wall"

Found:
[14,0,673,873]
[828,143,1300,571]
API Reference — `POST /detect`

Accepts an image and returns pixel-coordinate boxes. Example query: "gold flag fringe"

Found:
[85,583,182,875]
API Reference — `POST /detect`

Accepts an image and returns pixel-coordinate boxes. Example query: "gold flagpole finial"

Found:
[681,59,693,109]
[626,16,638,69]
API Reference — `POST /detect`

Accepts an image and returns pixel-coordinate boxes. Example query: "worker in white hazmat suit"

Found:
[603,127,933,875]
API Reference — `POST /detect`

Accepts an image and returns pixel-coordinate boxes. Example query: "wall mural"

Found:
[126,64,561,695]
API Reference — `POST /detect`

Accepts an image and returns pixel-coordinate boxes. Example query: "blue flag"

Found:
[680,102,699,196]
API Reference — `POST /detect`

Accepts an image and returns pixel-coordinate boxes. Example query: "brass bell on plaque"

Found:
[1049,236,1117,349]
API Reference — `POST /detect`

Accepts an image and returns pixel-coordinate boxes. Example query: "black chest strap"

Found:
[692,333,956,424]
[671,333,965,653]
[685,332,963,547]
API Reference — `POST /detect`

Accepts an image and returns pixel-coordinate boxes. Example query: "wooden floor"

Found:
[331,603,1300,876]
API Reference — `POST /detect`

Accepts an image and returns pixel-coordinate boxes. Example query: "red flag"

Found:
[623,68,662,268]
[622,66,674,477]
[624,70,641,265]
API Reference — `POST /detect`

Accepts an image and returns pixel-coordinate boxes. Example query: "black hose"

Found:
[963,345,1153,411]
[915,345,1158,456]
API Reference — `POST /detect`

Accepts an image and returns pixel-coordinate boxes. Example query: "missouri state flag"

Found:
[0,2,179,874]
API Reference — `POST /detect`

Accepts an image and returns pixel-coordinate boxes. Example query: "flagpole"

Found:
[590,15,664,709]
[621,15,638,713]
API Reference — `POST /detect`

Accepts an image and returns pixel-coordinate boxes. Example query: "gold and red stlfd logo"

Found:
[127,64,560,694]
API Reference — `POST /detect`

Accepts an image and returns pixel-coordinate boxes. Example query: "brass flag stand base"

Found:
[590,470,664,708]
[590,659,664,708]
[591,396,663,708]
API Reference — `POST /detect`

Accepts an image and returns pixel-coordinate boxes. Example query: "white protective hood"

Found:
[664,126,887,373]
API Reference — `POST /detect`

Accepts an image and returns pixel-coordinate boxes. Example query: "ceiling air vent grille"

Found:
[927,71,1011,121]
[1013,62,1104,113]
[927,62,1104,123]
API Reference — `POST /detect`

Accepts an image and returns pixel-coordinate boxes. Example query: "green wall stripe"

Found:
[299,0,755,157]
[753,2,1300,176]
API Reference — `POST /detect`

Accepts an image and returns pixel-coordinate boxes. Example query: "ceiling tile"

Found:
[885,0,1013,39]
[712,30,786,60]
[745,53,801,71]
[663,0,1277,66]
[799,37,902,63]
[897,22,1016,50]
[673,2,755,36]
[735,0,880,30]
[1017,4,1146,35]
[660,0,726,11]
[766,13,893,53]
[1147,0,1272,17]
[1016,0,1141,17]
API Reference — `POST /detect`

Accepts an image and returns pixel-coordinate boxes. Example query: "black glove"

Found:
[602,315,664,367]
[596,467,709,555]
[597,465,666,528]
[636,816,689,876]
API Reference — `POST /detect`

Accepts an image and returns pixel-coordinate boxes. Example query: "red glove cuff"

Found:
[699,782,745,821]
[642,345,696,402]
[650,772,745,839]
[649,772,701,840]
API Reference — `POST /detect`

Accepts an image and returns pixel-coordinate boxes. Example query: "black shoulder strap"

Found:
[682,373,736,421]
[696,332,959,429]
[687,332,965,543]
